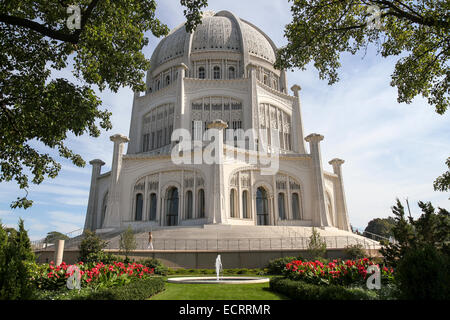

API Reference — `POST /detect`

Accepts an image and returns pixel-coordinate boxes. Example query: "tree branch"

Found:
[0,13,78,43]
[0,0,102,44]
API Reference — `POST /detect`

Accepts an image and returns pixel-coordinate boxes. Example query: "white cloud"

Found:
[48,211,85,225]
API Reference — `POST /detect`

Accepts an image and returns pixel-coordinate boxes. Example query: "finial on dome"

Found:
[201,10,216,17]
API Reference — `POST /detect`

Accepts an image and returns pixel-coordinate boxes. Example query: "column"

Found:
[54,240,65,266]
[207,120,228,224]
[103,134,129,228]
[84,159,105,231]
[291,85,307,154]
[305,133,332,228]
[329,158,351,231]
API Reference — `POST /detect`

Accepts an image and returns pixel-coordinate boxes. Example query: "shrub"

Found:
[81,277,165,300]
[395,245,450,300]
[35,277,165,300]
[269,277,377,300]
[84,251,122,265]
[138,258,168,275]
[37,261,155,290]
[119,226,137,263]
[266,256,299,275]
[307,227,327,259]
[344,244,366,259]
[284,258,394,287]
[78,230,107,263]
[0,219,36,299]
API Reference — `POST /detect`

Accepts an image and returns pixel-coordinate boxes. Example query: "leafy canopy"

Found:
[364,217,396,238]
[275,0,449,114]
[0,0,207,209]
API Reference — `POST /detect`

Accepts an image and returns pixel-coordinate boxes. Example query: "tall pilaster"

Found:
[174,63,189,136]
[305,133,332,228]
[84,159,105,231]
[329,158,351,231]
[207,119,228,224]
[103,134,129,228]
[291,85,307,154]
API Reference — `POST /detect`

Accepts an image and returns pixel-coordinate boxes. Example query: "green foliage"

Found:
[434,157,450,198]
[344,244,366,259]
[85,251,123,265]
[119,226,137,262]
[364,217,396,238]
[78,230,107,263]
[380,198,450,268]
[35,277,165,300]
[307,227,327,259]
[44,231,69,245]
[276,0,449,114]
[0,219,36,299]
[180,0,208,32]
[395,244,450,300]
[266,256,300,275]
[138,258,168,275]
[269,277,378,300]
[0,0,206,208]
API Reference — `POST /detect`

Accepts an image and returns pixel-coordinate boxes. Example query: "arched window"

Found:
[213,66,221,79]
[166,187,179,226]
[156,80,160,90]
[185,190,193,219]
[165,75,170,86]
[263,74,268,85]
[278,193,286,220]
[242,190,249,219]
[135,193,143,221]
[230,189,237,218]
[291,192,301,220]
[149,193,157,221]
[197,189,205,218]
[256,187,269,225]
[228,66,235,79]
[198,67,205,79]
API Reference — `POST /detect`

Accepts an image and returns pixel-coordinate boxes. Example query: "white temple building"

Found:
[83,10,355,241]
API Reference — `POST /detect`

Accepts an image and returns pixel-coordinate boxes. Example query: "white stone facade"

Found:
[83,10,351,234]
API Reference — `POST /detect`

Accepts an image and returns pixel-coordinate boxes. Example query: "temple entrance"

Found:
[166,187,179,226]
[256,187,269,225]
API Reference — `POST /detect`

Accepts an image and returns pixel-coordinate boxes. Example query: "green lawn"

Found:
[149,276,288,300]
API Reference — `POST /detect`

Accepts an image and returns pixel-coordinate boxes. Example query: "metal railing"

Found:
[352,228,391,243]
[31,228,84,251]
[104,235,381,252]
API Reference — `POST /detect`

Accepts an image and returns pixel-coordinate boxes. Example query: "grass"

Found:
[149,275,288,300]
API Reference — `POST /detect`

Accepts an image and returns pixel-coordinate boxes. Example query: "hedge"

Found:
[269,277,378,300]
[79,277,165,300]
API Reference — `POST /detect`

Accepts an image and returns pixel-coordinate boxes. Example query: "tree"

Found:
[44,231,69,246]
[0,0,207,209]
[78,229,107,263]
[307,227,327,259]
[380,198,450,268]
[364,217,396,238]
[275,0,449,115]
[0,219,36,300]
[119,225,137,263]
[434,157,450,198]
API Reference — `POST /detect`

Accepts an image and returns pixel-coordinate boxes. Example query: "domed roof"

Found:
[149,11,277,72]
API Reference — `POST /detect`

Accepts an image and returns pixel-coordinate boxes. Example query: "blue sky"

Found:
[1,0,448,240]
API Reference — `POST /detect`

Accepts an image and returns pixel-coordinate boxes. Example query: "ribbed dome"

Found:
[149,11,277,71]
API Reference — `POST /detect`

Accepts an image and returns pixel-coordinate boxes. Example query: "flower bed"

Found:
[284,258,394,286]
[36,261,155,290]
